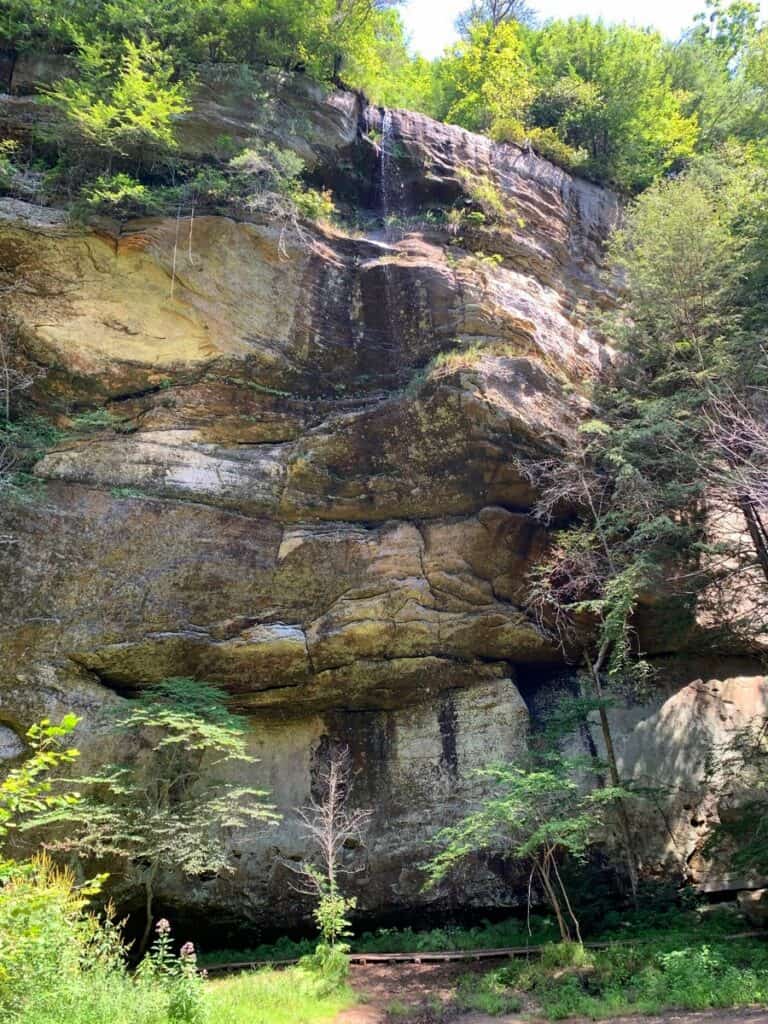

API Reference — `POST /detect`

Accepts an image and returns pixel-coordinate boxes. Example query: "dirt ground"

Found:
[334,962,768,1024]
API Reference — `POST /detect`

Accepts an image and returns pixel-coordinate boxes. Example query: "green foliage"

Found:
[670,1,768,149]
[0,141,18,190]
[7,0,768,199]
[0,716,80,842]
[426,760,600,880]
[312,887,356,949]
[456,971,522,1015]
[457,168,507,220]
[43,36,190,157]
[431,15,700,190]
[0,414,65,472]
[484,934,768,1019]
[527,145,768,700]
[137,920,206,1024]
[300,941,350,991]
[0,860,207,1024]
[68,408,120,431]
[229,143,337,222]
[36,678,277,947]
[200,915,560,967]
[0,859,345,1023]
[434,20,534,135]
[0,0,73,56]
[425,754,630,942]
[77,173,163,218]
[528,19,698,190]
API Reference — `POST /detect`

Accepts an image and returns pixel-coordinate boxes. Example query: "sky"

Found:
[401,0,768,58]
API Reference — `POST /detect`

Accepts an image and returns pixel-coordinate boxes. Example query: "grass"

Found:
[11,972,171,1024]
[456,972,522,1015]
[10,966,353,1024]
[205,966,355,1024]
[458,930,768,1020]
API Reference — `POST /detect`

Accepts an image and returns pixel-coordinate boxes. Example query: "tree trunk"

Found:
[738,494,768,586]
[584,648,640,907]
[137,863,159,957]
[536,856,572,942]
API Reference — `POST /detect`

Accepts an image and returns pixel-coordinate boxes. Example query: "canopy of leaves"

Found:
[433,20,534,135]
[530,19,699,190]
[4,1,767,193]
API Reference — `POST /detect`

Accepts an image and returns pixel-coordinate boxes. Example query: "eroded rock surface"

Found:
[1,72,760,932]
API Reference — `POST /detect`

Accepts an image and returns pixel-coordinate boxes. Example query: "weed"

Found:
[457,168,507,221]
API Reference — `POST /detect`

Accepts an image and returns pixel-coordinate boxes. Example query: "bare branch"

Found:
[283,744,372,897]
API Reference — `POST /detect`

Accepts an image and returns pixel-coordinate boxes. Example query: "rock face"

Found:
[0,70,764,935]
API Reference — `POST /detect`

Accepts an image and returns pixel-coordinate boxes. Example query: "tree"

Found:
[669,2,766,149]
[43,36,190,161]
[287,745,371,951]
[426,756,623,943]
[342,6,435,110]
[528,19,698,190]
[39,678,276,954]
[434,20,534,135]
[515,164,765,899]
[604,154,768,598]
[456,0,537,36]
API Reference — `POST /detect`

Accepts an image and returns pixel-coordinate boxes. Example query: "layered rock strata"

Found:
[0,68,763,931]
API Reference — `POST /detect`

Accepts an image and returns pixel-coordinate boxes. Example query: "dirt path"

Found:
[458,1014,768,1024]
[335,963,768,1024]
[336,962,472,1023]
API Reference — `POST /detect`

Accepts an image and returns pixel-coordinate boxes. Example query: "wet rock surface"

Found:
[0,70,763,931]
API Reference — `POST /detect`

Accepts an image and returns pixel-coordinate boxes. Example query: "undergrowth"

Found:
[199,915,559,966]
[458,918,768,1020]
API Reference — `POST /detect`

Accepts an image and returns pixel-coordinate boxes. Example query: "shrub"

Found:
[457,970,523,1015]
[0,861,206,1024]
[0,140,18,189]
[539,941,594,970]
[230,143,336,223]
[300,941,350,992]
[78,173,162,218]
[496,935,768,1020]
[43,37,189,158]
[292,186,336,221]
[457,168,507,220]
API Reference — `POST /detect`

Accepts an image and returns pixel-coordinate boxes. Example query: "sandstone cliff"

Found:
[0,67,764,936]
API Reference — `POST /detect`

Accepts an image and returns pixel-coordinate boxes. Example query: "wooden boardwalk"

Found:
[203,931,765,974]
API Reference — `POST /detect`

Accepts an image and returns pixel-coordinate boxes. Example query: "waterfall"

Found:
[377,110,401,365]
[380,109,404,237]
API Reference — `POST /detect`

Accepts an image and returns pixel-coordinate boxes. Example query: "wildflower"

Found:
[155,918,171,935]
[180,941,196,958]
